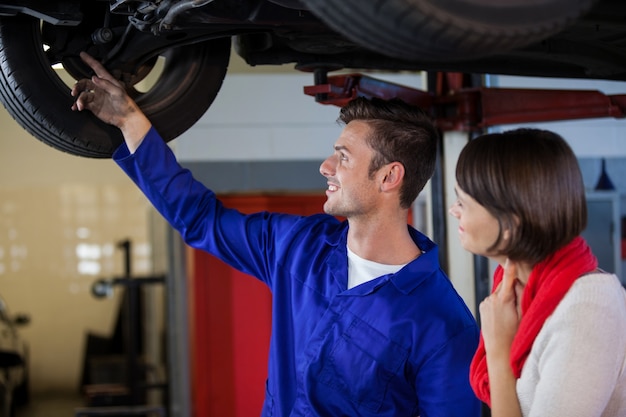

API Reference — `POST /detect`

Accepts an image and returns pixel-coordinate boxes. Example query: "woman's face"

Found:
[448,184,503,259]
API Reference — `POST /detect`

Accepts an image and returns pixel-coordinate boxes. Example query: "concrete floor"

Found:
[15,392,169,417]
[15,392,85,417]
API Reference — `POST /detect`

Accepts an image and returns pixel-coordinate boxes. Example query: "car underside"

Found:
[0,0,625,157]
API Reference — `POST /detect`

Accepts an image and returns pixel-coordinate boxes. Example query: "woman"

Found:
[449,128,626,417]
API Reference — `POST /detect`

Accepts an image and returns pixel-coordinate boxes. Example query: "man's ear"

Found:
[381,162,405,191]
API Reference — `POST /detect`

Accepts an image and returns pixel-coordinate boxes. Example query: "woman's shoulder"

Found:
[573,271,623,288]
[565,272,626,308]
[539,272,626,346]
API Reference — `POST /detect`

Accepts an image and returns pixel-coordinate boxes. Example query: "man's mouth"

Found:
[327,184,338,192]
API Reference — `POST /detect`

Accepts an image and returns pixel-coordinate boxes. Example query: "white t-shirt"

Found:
[347,246,406,289]
[517,273,626,417]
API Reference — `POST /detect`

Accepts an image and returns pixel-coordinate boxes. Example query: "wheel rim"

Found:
[0,15,231,158]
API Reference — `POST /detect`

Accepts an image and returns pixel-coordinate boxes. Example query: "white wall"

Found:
[175,72,425,162]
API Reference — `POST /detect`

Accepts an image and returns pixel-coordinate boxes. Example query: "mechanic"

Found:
[71,52,480,417]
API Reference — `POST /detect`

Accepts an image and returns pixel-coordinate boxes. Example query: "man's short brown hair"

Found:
[340,97,439,209]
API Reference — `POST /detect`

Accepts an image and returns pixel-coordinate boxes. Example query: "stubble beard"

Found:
[323,196,361,219]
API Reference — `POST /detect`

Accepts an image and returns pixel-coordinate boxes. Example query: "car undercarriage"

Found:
[0,0,625,157]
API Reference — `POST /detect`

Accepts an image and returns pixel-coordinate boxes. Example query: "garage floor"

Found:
[16,392,85,417]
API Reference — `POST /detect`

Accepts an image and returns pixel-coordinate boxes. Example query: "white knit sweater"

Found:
[516,273,626,417]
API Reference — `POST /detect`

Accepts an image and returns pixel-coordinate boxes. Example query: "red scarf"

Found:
[469,236,598,406]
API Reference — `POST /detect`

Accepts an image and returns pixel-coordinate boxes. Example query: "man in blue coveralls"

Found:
[72,52,480,417]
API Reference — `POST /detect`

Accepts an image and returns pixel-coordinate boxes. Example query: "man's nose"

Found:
[319,156,334,177]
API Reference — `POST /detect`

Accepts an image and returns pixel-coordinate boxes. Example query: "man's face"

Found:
[319,121,383,219]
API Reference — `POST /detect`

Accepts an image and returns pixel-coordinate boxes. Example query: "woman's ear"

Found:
[502,215,520,241]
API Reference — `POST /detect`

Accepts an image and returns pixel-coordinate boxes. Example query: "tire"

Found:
[304,0,598,61]
[0,15,231,158]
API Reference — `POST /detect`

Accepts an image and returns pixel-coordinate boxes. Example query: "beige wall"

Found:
[0,98,153,393]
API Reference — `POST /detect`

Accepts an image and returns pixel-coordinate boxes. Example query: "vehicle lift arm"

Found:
[304,72,626,130]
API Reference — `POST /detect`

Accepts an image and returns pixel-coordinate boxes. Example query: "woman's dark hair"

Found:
[339,97,439,209]
[456,128,587,265]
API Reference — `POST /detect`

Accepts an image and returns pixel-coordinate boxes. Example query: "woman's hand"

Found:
[480,260,526,417]
[71,52,151,152]
[480,259,524,360]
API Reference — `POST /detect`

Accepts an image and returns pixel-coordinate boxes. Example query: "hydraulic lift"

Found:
[303,71,626,132]
[304,71,626,313]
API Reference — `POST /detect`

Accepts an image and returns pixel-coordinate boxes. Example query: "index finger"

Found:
[79,51,117,83]
[499,258,518,299]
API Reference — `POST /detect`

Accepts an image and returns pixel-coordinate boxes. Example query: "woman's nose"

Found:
[448,204,459,218]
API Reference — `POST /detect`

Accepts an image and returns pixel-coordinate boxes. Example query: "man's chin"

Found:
[323,203,339,217]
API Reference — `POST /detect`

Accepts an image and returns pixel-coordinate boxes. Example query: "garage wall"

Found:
[174,71,424,162]
[0,100,153,393]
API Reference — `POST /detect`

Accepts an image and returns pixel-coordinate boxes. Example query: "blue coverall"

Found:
[114,127,480,417]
